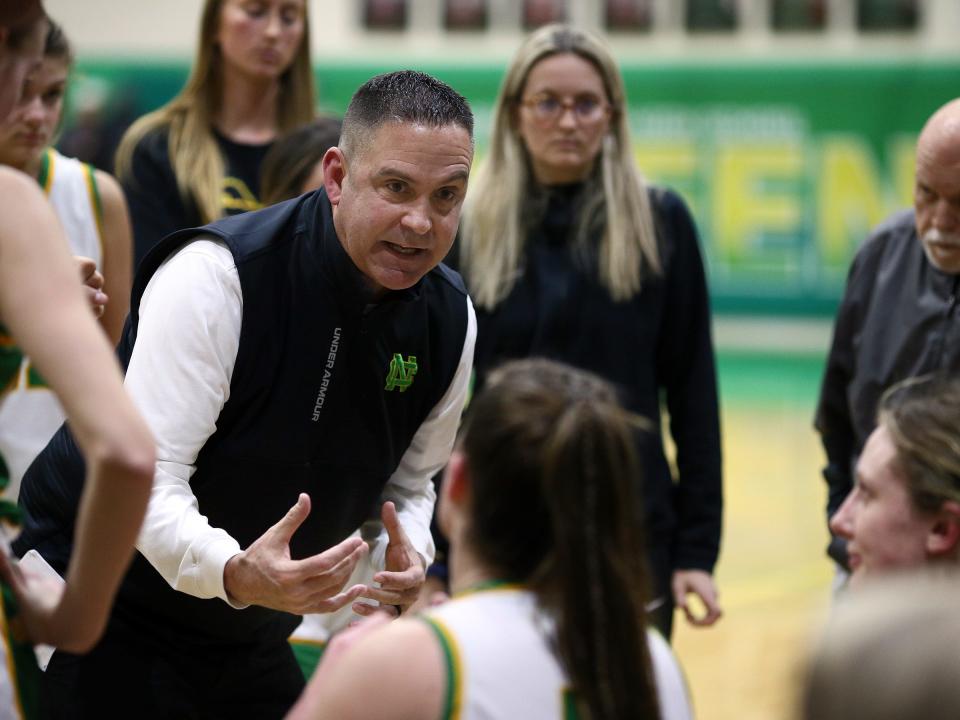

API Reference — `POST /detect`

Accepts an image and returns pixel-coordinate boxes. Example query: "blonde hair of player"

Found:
[459,23,660,309]
[0,8,155,654]
[115,0,314,224]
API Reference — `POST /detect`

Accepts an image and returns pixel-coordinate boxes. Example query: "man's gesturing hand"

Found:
[354,501,425,616]
[223,493,368,614]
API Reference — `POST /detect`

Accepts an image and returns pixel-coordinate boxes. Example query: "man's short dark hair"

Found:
[340,70,474,157]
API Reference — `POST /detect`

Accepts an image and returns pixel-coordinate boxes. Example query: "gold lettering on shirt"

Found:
[221,177,263,213]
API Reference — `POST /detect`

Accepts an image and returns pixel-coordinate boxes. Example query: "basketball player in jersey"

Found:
[0,19,133,500]
[289,360,694,720]
[0,5,154,716]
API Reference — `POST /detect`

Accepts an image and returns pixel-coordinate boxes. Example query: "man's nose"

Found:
[401,202,432,235]
[932,199,959,233]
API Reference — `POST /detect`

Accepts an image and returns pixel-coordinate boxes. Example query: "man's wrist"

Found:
[222,552,251,609]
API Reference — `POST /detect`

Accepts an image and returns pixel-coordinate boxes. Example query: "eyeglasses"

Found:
[518,92,611,125]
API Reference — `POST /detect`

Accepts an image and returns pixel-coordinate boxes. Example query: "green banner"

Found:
[71,60,960,315]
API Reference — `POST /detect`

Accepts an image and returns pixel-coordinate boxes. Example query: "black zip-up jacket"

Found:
[16,188,469,644]
[452,184,722,593]
[815,208,960,567]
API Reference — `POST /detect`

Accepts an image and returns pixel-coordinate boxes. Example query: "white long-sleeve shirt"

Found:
[125,238,475,606]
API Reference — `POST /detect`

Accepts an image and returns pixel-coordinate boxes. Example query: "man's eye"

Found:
[386,181,405,193]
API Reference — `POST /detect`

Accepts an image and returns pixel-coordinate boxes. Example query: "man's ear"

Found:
[927,500,960,556]
[322,147,347,205]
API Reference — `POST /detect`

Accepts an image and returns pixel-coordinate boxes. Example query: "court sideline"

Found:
[672,350,834,720]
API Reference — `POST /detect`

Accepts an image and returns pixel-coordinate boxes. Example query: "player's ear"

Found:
[322,147,347,205]
[437,449,470,540]
[927,500,960,557]
[447,451,471,504]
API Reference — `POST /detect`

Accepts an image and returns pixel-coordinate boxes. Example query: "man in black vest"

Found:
[17,70,476,718]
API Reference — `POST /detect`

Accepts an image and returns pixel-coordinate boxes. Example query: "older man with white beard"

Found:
[815,97,960,575]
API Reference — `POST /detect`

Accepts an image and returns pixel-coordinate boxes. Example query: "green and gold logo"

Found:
[385,354,418,392]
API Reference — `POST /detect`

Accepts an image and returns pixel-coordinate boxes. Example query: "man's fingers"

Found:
[380,501,408,547]
[296,541,368,598]
[356,584,417,607]
[306,583,366,614]
[295,534,367,580]
[373,565,421,591]
[268,494,313,547]
[352,600,400,618]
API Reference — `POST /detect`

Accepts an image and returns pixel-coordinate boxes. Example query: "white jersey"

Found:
[0,149,103,500]
[423,585,694,720]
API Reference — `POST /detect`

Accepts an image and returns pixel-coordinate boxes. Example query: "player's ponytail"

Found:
[461,358,661,719]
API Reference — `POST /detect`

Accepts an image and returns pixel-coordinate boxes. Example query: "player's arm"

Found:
[0,167,154,653]
[94,169,132,345]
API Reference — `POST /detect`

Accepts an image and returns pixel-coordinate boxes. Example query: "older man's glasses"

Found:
[519,92,611,125]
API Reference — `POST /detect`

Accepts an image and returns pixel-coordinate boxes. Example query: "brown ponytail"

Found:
[461,358,661,719]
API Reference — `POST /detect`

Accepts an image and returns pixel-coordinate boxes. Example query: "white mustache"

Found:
[923,229,960,248]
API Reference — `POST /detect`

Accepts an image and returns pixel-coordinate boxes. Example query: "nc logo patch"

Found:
[385,354,418,392]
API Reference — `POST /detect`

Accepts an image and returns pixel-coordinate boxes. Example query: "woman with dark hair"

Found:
[115,0,314,263]
[0,6,154,716]
[288,359,693,720]
[259,115,341,205]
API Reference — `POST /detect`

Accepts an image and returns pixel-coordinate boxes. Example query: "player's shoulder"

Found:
[315,618,444,720]
[0,166,51,214]
[0,165,39,192]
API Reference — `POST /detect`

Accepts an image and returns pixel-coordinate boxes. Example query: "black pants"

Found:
[647,549,675,640]
[39,610,305,720]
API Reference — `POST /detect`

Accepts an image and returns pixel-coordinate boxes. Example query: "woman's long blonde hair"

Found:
[460,24,660,309]
[115,0,315,224]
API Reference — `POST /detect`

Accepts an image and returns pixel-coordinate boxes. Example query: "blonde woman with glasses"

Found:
[449,23,723,638]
